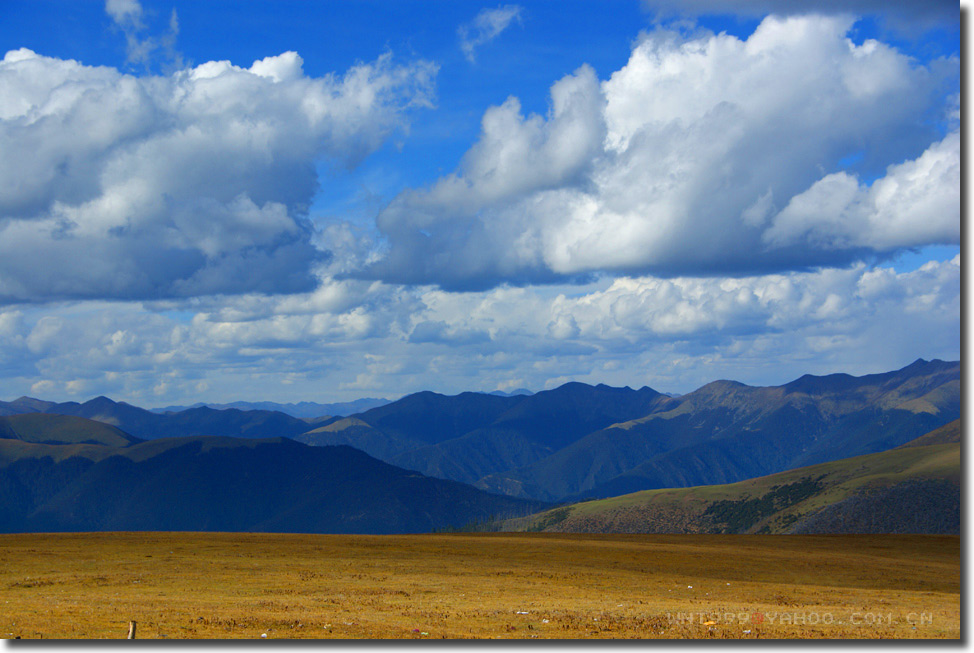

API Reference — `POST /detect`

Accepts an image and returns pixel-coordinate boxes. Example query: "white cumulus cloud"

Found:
[0,254,957,404]
[0,48,436,303]
[366,14,958,290]
[764,130,960,251]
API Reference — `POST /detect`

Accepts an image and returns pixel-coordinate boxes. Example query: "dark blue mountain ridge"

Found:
[0,358,960,505]
[0,433,546,533]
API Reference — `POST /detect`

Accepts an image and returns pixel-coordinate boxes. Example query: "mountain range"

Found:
[148,389,533,419]
[0,395,321,440]
[150,397,393,419]
[292,358,960,502]
[0,413,542,533]
[0,358,960,533]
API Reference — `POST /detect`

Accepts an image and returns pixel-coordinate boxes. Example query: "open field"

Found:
[0,532,959,639]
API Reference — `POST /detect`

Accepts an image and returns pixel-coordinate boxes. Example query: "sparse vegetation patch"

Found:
[703,477,824,533]
[526,506,573,532]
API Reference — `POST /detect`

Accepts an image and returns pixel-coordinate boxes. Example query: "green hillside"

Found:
[898,418,961,448]
[0,413,139,447]
[0,439,122,466]
[504,432,960,535]
[292,417,424,459]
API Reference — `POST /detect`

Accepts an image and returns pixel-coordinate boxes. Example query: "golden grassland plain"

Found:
[0,532,959,640]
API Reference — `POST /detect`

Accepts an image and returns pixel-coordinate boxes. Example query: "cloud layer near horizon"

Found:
[367,15,958,290]
[0,255,959,402]
[0,47,435,303]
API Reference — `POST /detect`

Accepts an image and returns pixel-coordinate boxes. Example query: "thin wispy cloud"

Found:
[105,0,182,69]
[458,5,523,63]
[105,0,145,28]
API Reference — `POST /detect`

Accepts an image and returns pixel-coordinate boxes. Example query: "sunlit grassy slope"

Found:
[0,413,139,447]
[504,421,960,535]
[897,419,961,448]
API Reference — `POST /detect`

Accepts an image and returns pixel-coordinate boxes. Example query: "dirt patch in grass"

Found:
[0,532,959,639]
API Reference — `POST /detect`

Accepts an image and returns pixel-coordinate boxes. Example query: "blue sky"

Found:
[0,0,961,405]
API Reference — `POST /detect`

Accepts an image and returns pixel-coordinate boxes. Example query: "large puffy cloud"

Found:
[0,256,958,403]
[371,63,606,288]
[0,47,436,303]
[763,130,960,250]
[366,15,958,290]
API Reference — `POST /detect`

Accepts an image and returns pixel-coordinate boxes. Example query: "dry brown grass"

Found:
[0,532,959,639]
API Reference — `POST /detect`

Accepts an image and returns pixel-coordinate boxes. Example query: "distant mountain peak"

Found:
[150,397,392,419]
[7,396,56,412]
[488,388,533,397]
[546,381,653,395]
[697,379,751,392]
[899,358,954,374]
